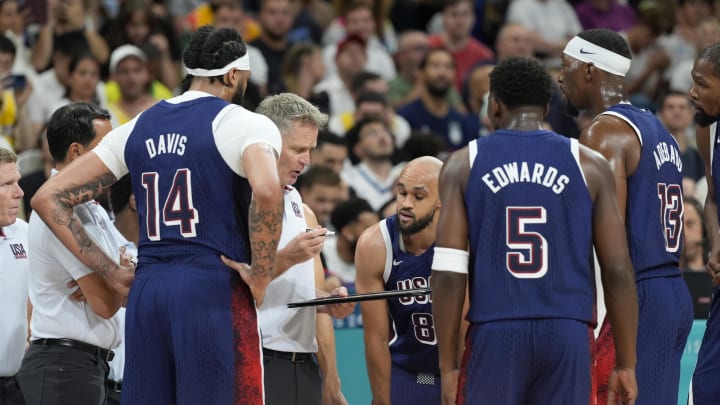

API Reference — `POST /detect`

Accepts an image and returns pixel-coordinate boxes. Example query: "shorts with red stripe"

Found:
[121,262,263,405]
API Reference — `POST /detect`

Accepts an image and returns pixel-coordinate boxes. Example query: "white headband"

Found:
[563,36,631,77]
[185,53,250,77]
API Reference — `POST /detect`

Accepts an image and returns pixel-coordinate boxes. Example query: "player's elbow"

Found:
[252,181,283,207]
[30,188,53,217]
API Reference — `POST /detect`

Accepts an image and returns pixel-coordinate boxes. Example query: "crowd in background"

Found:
[2,0,715,283]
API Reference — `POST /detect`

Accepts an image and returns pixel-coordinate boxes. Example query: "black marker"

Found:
[306,228,335,236]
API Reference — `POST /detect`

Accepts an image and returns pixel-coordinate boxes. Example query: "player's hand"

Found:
[440,369,460,405]
[607,367,637,405]
[706,251,720,285]
[321,375,348,405]
[67,279,85,302]
[316,286,355,319]
[221,255,268,306]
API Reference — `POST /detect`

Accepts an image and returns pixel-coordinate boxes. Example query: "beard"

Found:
[694,110,718,128]
[231,82,246,106]
[399,208,435,236]
[426,81,450,99]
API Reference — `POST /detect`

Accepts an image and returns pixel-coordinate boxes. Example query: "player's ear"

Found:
[129,194,137,211]
[585,63,595,82]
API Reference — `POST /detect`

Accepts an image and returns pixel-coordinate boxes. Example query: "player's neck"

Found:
[591,81,626,116]
[503,109,546,131]
[401,225,436,255]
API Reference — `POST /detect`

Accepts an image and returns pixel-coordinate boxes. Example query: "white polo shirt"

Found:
[259,187,317,353]
[0,219,29,376]
[28,195,123,350]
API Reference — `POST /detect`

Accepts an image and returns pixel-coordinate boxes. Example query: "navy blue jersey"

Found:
[124,97,251,264]
[601,104,684,280]
[381,215,439,374]
[465,131,595,324]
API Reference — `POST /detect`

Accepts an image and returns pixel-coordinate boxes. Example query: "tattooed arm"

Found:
[31,152,134,296]
[240,143,284,305]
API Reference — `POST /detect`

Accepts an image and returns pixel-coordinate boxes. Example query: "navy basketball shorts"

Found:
[389,364,440,405]
[121,263,262,405]
[458,319,592,405]
[691,286,720,405]
[595,276,692,405]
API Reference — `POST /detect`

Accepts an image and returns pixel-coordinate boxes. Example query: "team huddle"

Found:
[3,22,720,405]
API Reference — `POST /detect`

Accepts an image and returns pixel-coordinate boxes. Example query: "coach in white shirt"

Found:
[16,103,133,405]
[0,147,28,405]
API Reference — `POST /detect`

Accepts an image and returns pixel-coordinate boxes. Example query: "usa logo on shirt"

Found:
[10,243,27,259]
[291,201,303,218]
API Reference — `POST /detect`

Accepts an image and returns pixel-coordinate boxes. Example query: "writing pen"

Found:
[306,228,336,236]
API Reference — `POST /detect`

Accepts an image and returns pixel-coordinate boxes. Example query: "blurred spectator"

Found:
[574,0,636,31]
[0,0,34,78]
[26,31,96,143]
[211,0,261,42]
[18,130,51,215]
[31,0,110,72]
[50,53,104,112]
[310,130,348,174]
[388,30,464,110]
[324,197,379,285]
[658,0,711,93]
[682,196,707,272]
[250,0,295,96]
[106,45,158,127]
[326,0,397,52]
[670,17,720,93]
[396,47,480,150]
[622,0,675,110]
[314,34,367,115]
[494,23,534,61]
[0,34,32,152]
[398,129,447,162]
[428,0,493,92]
[288,0,330,43]
[506,0,581,63]
[328,90,412,147]
[281,42,329,113]
[102,0,181,91]
[322,2,396,81]
[657,91,704,196]
[465,64,493,131]
[297,164,347,229]
[342,117,403,211]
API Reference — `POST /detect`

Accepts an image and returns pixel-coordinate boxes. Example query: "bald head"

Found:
[496,23,533,60]
[396,156,443,236]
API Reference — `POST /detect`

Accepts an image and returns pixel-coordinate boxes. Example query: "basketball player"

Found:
[432,57,638,404]
[558,28,693,404]
[688,43,720,405]
[30,26,284,404]
[355,156,444,405]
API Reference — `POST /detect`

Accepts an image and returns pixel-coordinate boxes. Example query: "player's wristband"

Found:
[432,247,469,274]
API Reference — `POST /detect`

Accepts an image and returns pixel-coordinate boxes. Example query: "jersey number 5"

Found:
[142,169,199,240]
[506,206,548,279]
[657,183,683,253]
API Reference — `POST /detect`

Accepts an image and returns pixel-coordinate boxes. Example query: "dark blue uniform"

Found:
[121,97,262,405]
[461,131,594,404]
[691,121,720,405]
[381,215,439,404]
[594,104,692,405]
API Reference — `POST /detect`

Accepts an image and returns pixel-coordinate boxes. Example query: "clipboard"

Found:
[287,288,431,308]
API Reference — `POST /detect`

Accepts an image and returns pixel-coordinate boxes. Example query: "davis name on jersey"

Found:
[481,161,570,194]
[652,141,682,172]
[145,133,188,158]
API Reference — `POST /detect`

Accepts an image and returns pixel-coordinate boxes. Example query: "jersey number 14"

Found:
[142,169,200,240]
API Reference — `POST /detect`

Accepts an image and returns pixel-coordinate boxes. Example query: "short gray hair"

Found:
[0,147,16,165]
[256,93,328,135]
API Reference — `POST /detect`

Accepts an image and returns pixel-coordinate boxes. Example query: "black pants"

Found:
[0,376,25,405]
[16,345,109,405]
[263,349,321,405]
[105,380,120,405]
